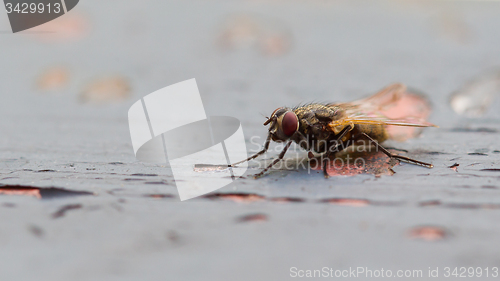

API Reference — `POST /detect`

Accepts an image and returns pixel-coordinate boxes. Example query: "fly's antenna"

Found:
[263,116,276,126]
[260,112,272,125]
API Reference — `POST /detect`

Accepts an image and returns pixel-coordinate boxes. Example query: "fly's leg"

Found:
[254,141,292,179]
[329,123,354,152]
[322,155,331,179]
[361,133,433,168]
[230,135,271,167]
[322,124,354,179]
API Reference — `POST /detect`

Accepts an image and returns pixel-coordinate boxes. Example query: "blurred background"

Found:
[1,0,500,280]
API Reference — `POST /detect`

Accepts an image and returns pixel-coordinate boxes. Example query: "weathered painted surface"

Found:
[1,0,500,280]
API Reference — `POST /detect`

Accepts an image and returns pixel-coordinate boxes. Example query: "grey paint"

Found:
[0,0,500,280]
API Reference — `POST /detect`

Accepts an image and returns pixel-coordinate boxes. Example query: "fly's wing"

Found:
[331,83,407,113]
[328,84,437,141]
[327,115,437,128]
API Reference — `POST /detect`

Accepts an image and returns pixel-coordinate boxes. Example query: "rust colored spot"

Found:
[448,163,459,172]
[0,185,92,199]
[205,193,265,203]
[237,213,268,223]
[259,33,292,56]
[0,188,41,199]
[408,226,448,241]
[80,76,130,104]
[320,198,369,207]
[310,148,399,177]
[218,14,292,56]
[37,67,69,91]
[30,12,89,42]
[435,12,473,44]
[218,15,259,49]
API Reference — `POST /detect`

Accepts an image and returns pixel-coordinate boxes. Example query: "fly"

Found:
[231,84,438,178]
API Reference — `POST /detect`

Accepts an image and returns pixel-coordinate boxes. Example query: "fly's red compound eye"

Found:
[282,111,298,136]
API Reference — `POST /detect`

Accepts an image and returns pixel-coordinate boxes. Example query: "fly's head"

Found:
[264,107,299,142]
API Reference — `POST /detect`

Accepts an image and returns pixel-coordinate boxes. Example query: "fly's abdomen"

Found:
[357,124,388,143]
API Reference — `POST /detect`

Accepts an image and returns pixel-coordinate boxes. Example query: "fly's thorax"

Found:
[327,105,348,120]
[295,104,347,123]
